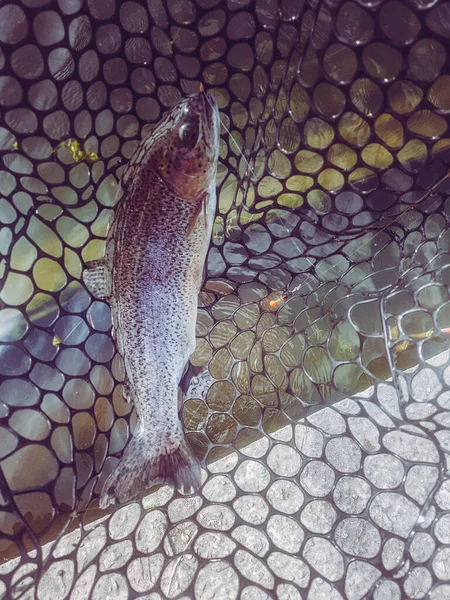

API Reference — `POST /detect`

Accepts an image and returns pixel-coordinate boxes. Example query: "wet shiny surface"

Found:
[0,0,450,598]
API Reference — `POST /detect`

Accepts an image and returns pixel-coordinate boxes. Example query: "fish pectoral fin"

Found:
[83,259,111,300]
[186,194,207,239]
[123,380,133,404]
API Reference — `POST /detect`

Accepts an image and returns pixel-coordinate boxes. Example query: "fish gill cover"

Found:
[0,0,450,598]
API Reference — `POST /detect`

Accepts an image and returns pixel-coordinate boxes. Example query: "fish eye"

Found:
[179,123,198,149]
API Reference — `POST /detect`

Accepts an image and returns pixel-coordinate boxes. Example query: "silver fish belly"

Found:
[83,92,220,507]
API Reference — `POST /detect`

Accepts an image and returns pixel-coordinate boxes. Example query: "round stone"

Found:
[267,552,310,589]
[266,480,304,514]
[0,308,28,342]
[379,1,420,45]
[411,367,442,401]
[0,272,34,306]
[231,525,269,558]
[436,480,450,510]
[29,363,64,391]
[233,495,268,525]
[333,476,372,514]
[294,425,324,458]
[133,509,167,552]
[109,419,129,454]
[369,493,419,539]
[373,580,401,600]
[194,532,235,560]
[99,540,133,572]
[56,216,89,248]
[243,224,271,254]
[0,5,28,43]
[87,301,111,332]
[0,75,23,107]
[24,329,57,362]
[325,437,361,473]
[11,44,44,80]
[54,315,89,346]
[37,560,75,599]
[303,537,344,582]
[382,537,406,572]
[383,430,439,463]
[51,426,73,465]
[0,345,31,376]
[234,460,270,492]
[126,555,163,593]
[85,333,115,363]
[300,500,337,534]
[266,445,301,477]
[34,11,65,46]
[335,1,374,46]
[405,465,439,504]
[197,505,235,531]
[241,586,271,600]
[0,427,18,459]
[431,586,450,600]
[0,199,17,225]
[41,393,70,424]
[195,561,239,600]
[1,444,58,491]
[33,258,67,292]
[72,412,96,450]
[9,409,51,441]
[345,561,381,600]
[56,348,91,376]
[55,472,79,512]
[307,408,346,434]
[26,293,59,327]
[90,365,114,396]
[435,514,450,544]
[347,417,380,452]
[403,567,433,599]
[306,578,345,600]
[92,574,128,600]
[364,454,404,489]
[234,549,273,590]
[63,378,95,409]
[335,518,381,559]
[433,548,450,581]
[266,515,304,553]
[409,532,435,564]
[202,476,236,503]
[300,461,335,497]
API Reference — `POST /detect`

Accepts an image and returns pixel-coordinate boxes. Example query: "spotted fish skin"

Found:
[84,93,220,508]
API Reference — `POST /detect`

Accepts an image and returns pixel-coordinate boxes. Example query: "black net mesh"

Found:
[1,0,450,598]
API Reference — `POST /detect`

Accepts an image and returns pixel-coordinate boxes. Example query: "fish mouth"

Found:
[187,91,217,147]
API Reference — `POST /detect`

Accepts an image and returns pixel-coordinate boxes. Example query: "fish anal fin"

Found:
[186,194,207,239]
[83,259,111,300]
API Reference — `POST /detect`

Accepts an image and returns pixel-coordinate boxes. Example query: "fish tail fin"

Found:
[99,428,202,509]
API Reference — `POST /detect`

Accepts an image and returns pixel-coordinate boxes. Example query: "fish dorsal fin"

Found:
[83,259,111,300]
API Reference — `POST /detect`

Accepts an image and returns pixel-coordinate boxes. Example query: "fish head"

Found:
[154,92,220,200]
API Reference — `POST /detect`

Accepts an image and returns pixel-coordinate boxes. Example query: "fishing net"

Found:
[1,0,450,598]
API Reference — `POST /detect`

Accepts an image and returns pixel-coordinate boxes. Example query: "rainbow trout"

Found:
[83,92,220,507]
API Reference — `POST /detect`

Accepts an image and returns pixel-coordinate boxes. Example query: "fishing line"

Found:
[269,168,450,306]
[203,89,258,181]
[204,75,450,310]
